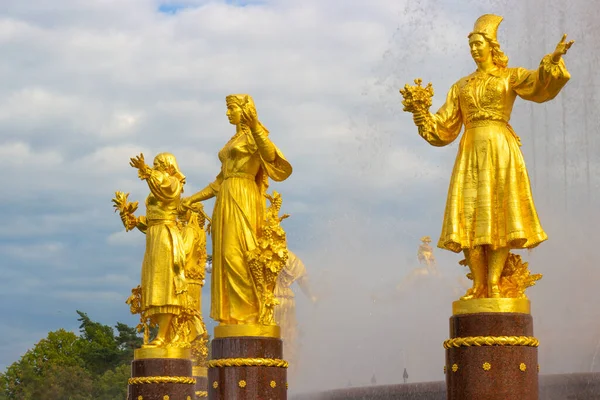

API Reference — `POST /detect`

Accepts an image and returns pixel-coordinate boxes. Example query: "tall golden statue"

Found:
[401,15,574,299]
[181,94,293,327]
[274,251,317,372]
[113,153,206,349]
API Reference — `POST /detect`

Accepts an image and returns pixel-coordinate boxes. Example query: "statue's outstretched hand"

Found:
[129,153,151,179]
[552,34,575,62]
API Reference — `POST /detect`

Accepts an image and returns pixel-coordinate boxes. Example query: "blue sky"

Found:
[1,0,600,393]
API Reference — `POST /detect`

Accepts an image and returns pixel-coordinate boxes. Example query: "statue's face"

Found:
[226,104,242,125]
[469,33,491,64]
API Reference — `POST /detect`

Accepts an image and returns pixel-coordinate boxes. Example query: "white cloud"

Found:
[0,141,62,166]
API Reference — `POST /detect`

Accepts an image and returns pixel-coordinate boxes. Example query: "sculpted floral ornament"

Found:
[246,191,290,325]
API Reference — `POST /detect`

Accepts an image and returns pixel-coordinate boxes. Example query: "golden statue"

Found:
[273,251,317,372]
[397,236,440,292]
[178,203,210,368]
[417,236,436,267]
[181,94,293,327]
[112,152,206,349]
[400,14,574,300]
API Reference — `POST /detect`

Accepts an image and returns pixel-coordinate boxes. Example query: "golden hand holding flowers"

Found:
[112,191,139,231]
[399,78,434,126]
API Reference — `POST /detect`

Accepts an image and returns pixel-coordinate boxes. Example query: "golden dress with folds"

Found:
[209,128,292,324]
[420,55,570,253]
[141,171,186,317]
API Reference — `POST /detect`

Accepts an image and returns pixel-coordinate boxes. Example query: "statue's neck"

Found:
[476,59,496,74]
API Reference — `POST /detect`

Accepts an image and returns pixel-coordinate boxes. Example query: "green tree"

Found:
[76,311,121,376]
[0,329,87,399]
[93,363,129,399]
[114,322,142,363]
[0,312,142,400]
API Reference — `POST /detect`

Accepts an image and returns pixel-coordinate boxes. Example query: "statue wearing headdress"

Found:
[181,94,293,327]
[113,153,205,348]
[401,15,574,299]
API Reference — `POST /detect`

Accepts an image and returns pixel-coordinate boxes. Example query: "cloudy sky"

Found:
[1,0,600,394]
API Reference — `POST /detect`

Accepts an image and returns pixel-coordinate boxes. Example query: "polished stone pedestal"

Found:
[445,300,538,400]
[208,325,287,399]
[128,348,196,400]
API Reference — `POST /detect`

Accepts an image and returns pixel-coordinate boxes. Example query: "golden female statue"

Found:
[116,152,193,347]
[401,15,574,299]
[182,94,292,325]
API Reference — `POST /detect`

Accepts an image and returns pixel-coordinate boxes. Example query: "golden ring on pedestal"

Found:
[134,347,191,360]
[208,357,288,368]
[443,335,539,349]
[214,324,280,338]
[452,298,530,315]
[128,376,196,385]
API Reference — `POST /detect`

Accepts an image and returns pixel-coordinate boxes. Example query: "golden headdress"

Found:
[469,14,503,42]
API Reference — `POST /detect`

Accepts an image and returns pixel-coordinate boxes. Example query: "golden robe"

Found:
[209,128,292,323]
[420,55,570,253]
[141,170,186,317]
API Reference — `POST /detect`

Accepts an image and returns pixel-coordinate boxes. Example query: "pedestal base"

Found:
[193,366,208,398]
[128,348,196,400]
[208,336,287,399]
[445,311,538,400]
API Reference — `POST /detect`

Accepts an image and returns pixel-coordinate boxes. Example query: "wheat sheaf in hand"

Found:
[112,191,138,215]
[400,78,434,113]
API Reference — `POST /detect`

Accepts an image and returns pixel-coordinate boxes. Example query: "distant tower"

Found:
[403,368,409,384]
[371,374,377,385]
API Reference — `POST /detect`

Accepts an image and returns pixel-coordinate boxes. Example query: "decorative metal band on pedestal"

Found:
[445,299,538,400]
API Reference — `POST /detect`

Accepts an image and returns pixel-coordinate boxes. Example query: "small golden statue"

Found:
[178,203,210,367]
[400,14,574,300]
[417,236,436,267]
[397,236,440,293]
[113,152,207,350]
[181,94,293,328]
[274,251,317,374]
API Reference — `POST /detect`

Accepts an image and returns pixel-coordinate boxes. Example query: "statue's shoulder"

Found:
[455,74,474,89]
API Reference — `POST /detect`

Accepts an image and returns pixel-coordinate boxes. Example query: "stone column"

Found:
[445,299,538,400]
[208,325,288,400]
[128,348,196,400]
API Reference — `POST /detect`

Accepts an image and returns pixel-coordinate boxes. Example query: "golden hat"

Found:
[469,14,503,42]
